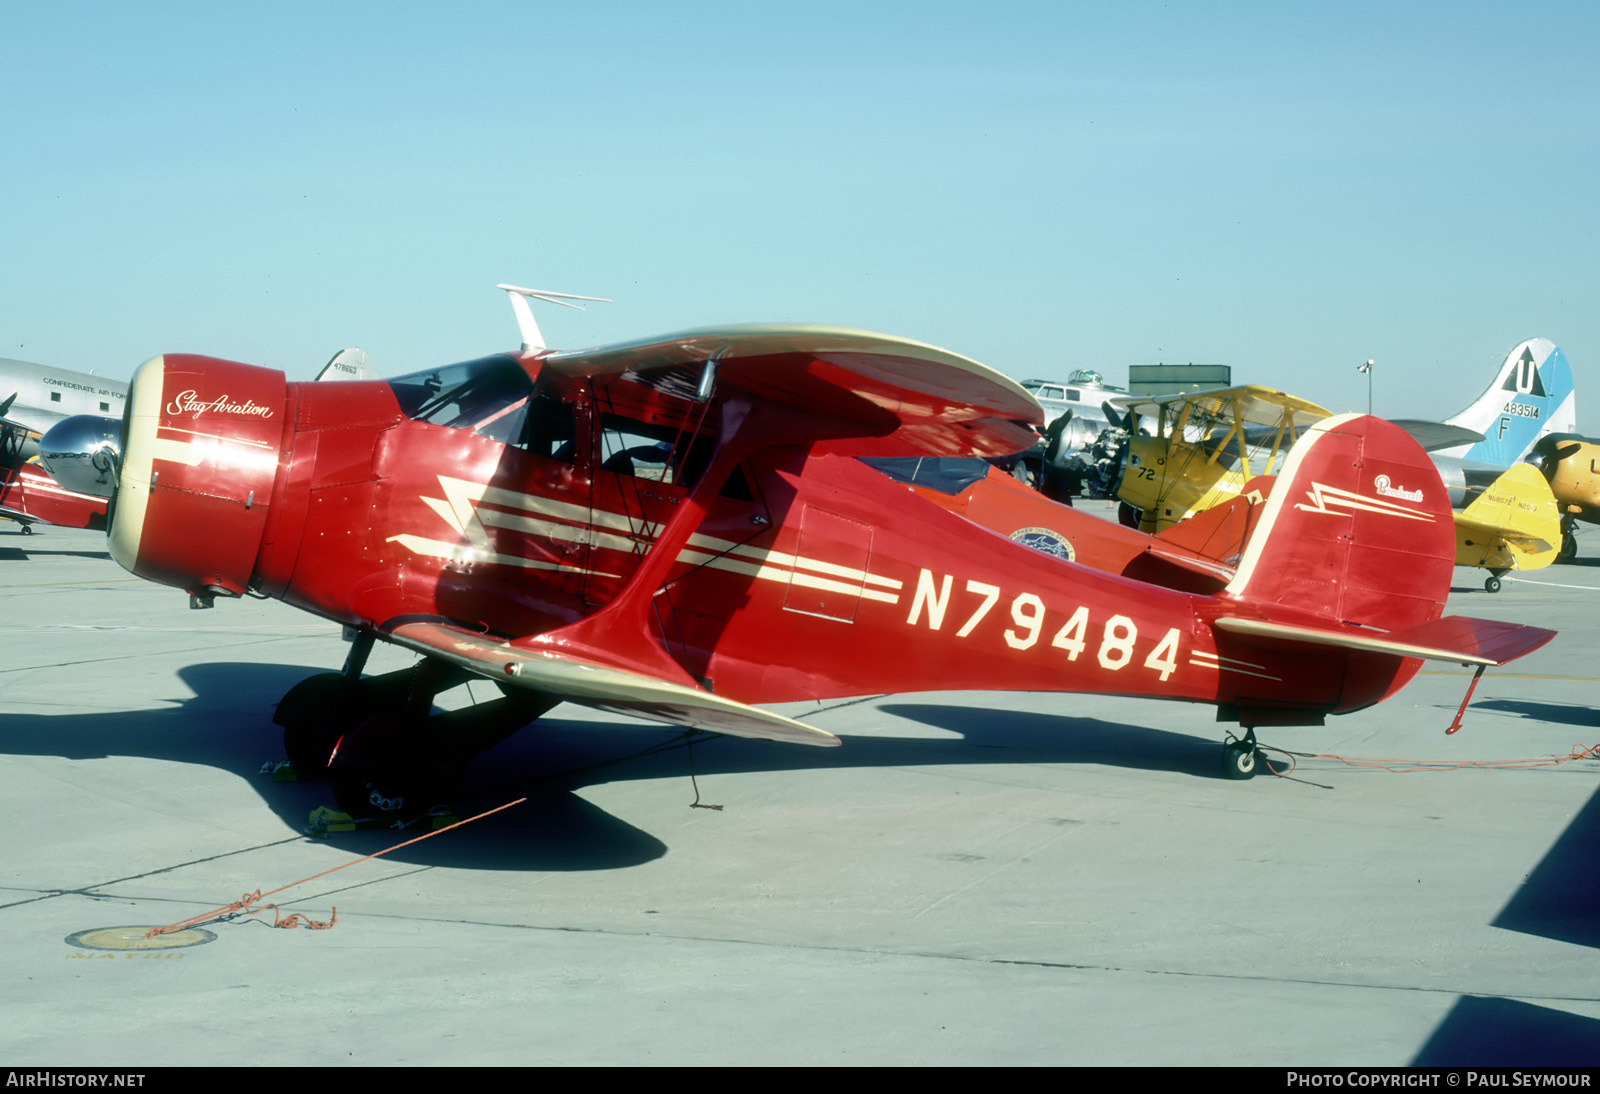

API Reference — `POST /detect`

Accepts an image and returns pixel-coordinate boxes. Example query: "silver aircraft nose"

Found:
[39,414,122,498]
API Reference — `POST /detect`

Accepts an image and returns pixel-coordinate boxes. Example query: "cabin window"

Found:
[594,411,751,499]
[860,456,990,495]
[50,392,61,403]
[599,412,709,487]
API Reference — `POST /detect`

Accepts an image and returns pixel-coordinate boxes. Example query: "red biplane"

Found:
[90,287,1554,815]
[0,461,108,533]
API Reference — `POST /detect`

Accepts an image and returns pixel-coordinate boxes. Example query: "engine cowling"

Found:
[109,354,288,600]
[38,414,122,498]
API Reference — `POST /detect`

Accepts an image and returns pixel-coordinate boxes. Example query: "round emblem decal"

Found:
[1009,526,1075,562]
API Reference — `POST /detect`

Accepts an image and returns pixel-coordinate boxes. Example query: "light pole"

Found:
[1357,358,1374,415]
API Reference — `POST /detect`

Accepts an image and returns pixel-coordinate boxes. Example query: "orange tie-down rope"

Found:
[143,795,528,939]
[1260,742,1600,778]
[142,725,722,939]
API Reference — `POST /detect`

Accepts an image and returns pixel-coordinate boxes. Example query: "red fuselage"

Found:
[112,350,1439,725]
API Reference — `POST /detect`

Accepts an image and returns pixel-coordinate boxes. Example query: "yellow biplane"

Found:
[1107,385,1562,593]
[1108,386,1330,534]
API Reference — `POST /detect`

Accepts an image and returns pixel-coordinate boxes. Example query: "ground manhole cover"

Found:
[65,926,216,951]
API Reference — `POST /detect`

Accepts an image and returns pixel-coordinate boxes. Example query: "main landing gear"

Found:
[1559,515,1579,563]
[272,632,556,821]
[1221,730,1261,780]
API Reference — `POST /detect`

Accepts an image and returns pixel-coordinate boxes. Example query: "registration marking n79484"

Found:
[906,569,1183,681]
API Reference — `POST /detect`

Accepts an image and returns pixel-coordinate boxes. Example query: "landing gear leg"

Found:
[342,628,375,681]
[273,630,400,780]
[329,660,555,822]
[1221,730,1260,780]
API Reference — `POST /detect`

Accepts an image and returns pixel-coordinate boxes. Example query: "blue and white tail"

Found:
[1438,338,1576,465]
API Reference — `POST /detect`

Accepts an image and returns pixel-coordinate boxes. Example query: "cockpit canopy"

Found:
[388,355,575,459]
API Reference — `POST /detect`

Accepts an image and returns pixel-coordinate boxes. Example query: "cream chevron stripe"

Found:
[686,534,903,591]
[1293,481,1433,522]
[406,474,904,603]
[385,533,622,578]
[677,548,901,604]
[1187,649,1283,682]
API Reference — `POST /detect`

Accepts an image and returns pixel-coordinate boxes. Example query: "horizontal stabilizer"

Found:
[1388,420,1486,452]
[1214,615,1555,667]
[385,621,840,747]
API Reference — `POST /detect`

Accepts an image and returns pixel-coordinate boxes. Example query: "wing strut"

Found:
[518,393,862,685]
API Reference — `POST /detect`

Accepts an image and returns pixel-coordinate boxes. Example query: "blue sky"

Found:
[3,1,1596,422]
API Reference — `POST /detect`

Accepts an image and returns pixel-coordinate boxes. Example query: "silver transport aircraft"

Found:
[0,357,128,464]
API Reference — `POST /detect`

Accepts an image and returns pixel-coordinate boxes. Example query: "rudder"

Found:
[1225,414,1455,632]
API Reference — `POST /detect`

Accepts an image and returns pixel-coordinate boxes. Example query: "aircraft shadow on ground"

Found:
[1471,697,1600,729]
[1411,995,1600,1066]
[1491,781,1600,951]
[3,661,1226,873]
[0,547,111,562]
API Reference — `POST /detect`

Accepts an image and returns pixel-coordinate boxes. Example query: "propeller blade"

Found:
[1042,409,1072,460]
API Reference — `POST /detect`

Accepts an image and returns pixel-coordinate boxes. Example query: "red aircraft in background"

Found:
[0,462,107,533]
[82,287,1553,816]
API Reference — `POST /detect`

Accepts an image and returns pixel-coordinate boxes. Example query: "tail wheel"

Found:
[1221,738,1259,780]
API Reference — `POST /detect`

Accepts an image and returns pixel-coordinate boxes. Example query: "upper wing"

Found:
[541,324,1042,458]
[1111,385,1331,432]
[385,621,840,748]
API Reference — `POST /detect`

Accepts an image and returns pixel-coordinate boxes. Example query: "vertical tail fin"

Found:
[1225,414,1455,632]
[313,348,377,382]
[1440,338,1576,464]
